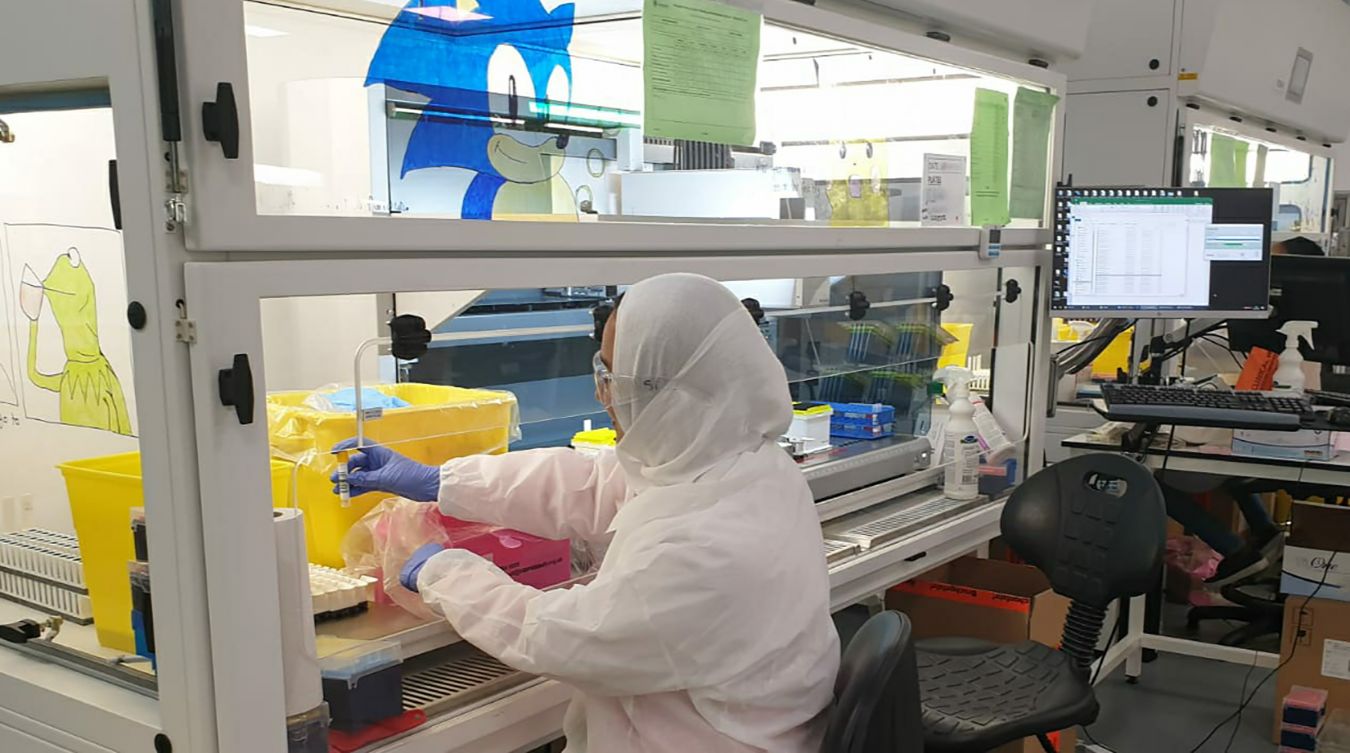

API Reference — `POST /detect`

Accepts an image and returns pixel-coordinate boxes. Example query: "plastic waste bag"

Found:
[341,497,494,618]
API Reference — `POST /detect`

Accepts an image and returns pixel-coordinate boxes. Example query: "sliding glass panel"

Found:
[242,0,1056,227]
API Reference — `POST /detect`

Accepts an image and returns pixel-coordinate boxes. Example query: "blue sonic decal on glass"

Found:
[366,0,577,219]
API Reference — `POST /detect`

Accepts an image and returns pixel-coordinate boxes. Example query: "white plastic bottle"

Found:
[936,367,981,500]
[1273,321,1318,393]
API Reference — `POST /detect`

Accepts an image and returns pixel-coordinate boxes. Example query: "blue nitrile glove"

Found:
[330,439,440,502]
[400,543,446,593]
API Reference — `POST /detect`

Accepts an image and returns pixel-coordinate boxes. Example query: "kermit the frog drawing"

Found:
[20,247,132,435]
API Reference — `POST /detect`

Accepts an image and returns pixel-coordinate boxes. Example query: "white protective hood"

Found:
[610,273,793,490]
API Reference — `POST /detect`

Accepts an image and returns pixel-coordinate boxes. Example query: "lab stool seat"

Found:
[914,453,1166,753]
[917,638,1097,752]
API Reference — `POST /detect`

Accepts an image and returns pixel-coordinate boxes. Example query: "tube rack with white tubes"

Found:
[0,529,85,590]
[310,565,377,621]
[0,570,93,623]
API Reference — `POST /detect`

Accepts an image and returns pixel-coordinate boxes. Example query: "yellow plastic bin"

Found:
[1091,328,1134,380]
[59,452,295,652]
[267,384,519,567]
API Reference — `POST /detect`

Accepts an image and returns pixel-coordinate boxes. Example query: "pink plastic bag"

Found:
[1164,535,1227,607]
[342,498,493,618]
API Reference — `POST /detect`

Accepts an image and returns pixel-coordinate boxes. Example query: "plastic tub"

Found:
[267,384,519,567]
[59,452,295,651]
[1320,709,1350,753]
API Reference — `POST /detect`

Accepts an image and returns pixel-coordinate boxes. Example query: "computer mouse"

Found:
[1329,407,1350,428]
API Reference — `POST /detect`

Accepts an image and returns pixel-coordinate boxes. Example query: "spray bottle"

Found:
[1273,321,1318,393]
[936,366,981,500]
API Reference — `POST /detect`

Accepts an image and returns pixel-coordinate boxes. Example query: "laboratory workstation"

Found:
[4,0,1350,752]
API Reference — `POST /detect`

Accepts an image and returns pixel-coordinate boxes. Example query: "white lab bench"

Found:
[0,600,159,752]
[0,488,1004,753]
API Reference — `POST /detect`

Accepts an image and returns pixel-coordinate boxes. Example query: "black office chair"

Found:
[917,453,1166,753]
[821,610,924,753]
[1186,576,1285,647]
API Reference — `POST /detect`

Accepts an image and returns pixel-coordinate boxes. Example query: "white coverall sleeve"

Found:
[417,545,689,698]
[438,447,627,542]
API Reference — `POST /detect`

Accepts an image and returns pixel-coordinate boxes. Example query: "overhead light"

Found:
[254,164,323,187]
[405,6,491,21]
[245,24,288,38]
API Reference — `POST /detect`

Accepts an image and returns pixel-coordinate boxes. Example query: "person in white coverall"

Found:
[332,273,840,753]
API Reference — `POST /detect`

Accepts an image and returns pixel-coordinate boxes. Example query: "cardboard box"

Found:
[1289,501,1350,552]
[1276,597,1350,741]
[1232,428,1333,461]
[1281,502,1350,603]
[887,556,1075,753]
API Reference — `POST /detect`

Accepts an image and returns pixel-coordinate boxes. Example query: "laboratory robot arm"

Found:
[414,544,698,698]
[439,447,627,543]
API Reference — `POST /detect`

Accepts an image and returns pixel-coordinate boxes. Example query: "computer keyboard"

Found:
[1308,389,1350,408]
[1098,383,1311,430]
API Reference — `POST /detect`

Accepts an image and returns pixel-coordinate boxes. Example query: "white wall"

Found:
[1334,142,1350,191]
[0,107,138,533]
[260,295,382,393]
[245,3,384,215]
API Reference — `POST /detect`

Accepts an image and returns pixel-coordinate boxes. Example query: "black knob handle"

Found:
[218,354,255,425]
[202,82,240,159]
[931,284,954,313]
[389,314,431,361]
[741,297,766,325]
[1148,58,1161,70]
[0,619,41,644]
[847,290,871,321]
[1005,279,1022,304]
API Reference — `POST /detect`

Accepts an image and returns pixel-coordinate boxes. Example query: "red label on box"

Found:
[891,580,1032,613]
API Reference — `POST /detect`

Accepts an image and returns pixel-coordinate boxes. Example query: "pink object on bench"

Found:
[437,514,571,589]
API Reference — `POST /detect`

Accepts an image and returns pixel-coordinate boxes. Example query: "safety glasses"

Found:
[593,350,614,406]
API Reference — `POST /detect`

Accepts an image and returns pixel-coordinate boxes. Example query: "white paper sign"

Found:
[1323,638,1350,681]
[922,154,967,226]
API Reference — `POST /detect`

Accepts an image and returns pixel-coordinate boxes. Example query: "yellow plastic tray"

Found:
[59,452,294,652]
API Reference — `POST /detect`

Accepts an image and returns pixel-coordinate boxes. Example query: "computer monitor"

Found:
[1228,255,1350,368]
[1051,187,1274,318]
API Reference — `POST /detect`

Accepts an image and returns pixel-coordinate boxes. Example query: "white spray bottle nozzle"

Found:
[1273,320,1318,392]
[934,366,974,400]
[1278,320,1317,350]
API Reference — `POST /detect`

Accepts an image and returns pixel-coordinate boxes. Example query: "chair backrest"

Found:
[821,610,924,753]
[1001,453,1166,669]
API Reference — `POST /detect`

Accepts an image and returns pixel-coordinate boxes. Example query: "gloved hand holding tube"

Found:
[330,439,440,502]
